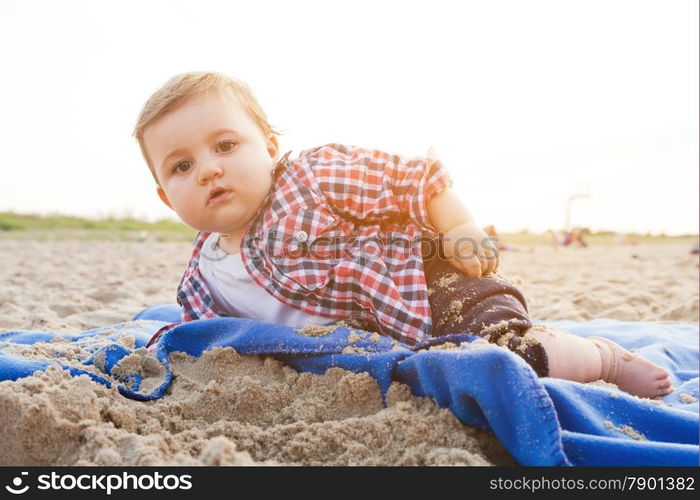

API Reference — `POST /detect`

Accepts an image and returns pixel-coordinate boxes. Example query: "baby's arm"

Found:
[427,188,499,278]
[304,144,496,277]
[305,144,452,232]
[426,187,473,234]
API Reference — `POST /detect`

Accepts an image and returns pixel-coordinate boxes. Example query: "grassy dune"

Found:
[0,211,196,242]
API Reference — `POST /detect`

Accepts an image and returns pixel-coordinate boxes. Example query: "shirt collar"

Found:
[250,150,293,221]
[271,150,292,179]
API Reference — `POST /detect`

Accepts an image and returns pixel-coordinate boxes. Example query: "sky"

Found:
[0,0,697,235]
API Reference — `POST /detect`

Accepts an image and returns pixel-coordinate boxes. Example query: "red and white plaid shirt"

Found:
[147,143,452,347]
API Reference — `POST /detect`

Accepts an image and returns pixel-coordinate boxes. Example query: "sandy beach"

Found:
[0,239,697,465]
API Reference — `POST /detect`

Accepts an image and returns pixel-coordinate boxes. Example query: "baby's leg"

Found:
[528,325,673,399]
[424,258,549,376]
[422,248,673,399]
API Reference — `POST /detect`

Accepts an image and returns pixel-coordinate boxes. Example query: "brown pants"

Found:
[421,238,549,377]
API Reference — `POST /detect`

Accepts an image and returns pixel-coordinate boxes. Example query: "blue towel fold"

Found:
[1,305,697,466]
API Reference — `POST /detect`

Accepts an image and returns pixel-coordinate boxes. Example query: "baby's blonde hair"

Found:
[133,71,280,184]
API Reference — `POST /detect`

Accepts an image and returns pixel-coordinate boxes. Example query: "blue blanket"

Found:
[0,304,697,466]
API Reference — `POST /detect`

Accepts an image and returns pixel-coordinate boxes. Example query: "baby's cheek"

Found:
[175,204,204,229]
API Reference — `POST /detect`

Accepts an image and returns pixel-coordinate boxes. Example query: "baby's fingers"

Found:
[478,254,490,276]
[481,240,500,276]
[449,256,482,278]
[482,251,499,276]
[443,236,486,278]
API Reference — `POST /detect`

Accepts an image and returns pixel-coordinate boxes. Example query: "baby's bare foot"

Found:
[590,336,673,399]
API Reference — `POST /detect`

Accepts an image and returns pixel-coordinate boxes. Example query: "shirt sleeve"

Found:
[303,144,453,233]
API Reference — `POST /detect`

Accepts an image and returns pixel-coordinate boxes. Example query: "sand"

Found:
[0,239,697,465]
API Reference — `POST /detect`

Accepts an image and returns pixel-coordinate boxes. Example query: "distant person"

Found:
[574,228,588,247]
[561,230,574,247]
[561,228,587,248]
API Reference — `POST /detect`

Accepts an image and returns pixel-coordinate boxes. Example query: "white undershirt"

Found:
[197,232,335,328]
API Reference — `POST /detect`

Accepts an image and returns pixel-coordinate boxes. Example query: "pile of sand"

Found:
[0,239,697,465]
[0,348,512,465]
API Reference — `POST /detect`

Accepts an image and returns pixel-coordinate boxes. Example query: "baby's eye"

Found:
[216,140,238,153]
[173,160,192,173]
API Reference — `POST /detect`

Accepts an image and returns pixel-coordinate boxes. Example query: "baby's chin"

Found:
[193,224,244,236]
[179,217,235,235]
[193,226,225,234]
[181,209,260,236]
[177,221,219,234]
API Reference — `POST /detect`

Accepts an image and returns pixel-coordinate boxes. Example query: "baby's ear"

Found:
[266,134,279,161]
[156,185,173,210]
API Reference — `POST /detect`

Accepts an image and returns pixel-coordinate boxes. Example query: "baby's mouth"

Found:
[207,188,233,206]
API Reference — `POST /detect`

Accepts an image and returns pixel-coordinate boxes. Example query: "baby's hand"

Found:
[440,222,500,278]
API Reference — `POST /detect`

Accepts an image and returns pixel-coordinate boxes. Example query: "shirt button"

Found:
[294,230,308,242]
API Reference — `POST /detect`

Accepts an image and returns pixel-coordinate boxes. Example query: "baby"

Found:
[134,71,672,400]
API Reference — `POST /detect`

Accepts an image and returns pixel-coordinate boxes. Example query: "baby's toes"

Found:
[658,386,674,398]
[655,379,674,397]
[657,378,672,390]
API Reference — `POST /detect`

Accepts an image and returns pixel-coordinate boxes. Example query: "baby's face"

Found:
[144,89,279,238]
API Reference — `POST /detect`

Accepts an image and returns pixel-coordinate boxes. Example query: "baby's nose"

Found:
[198,160,223,181]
